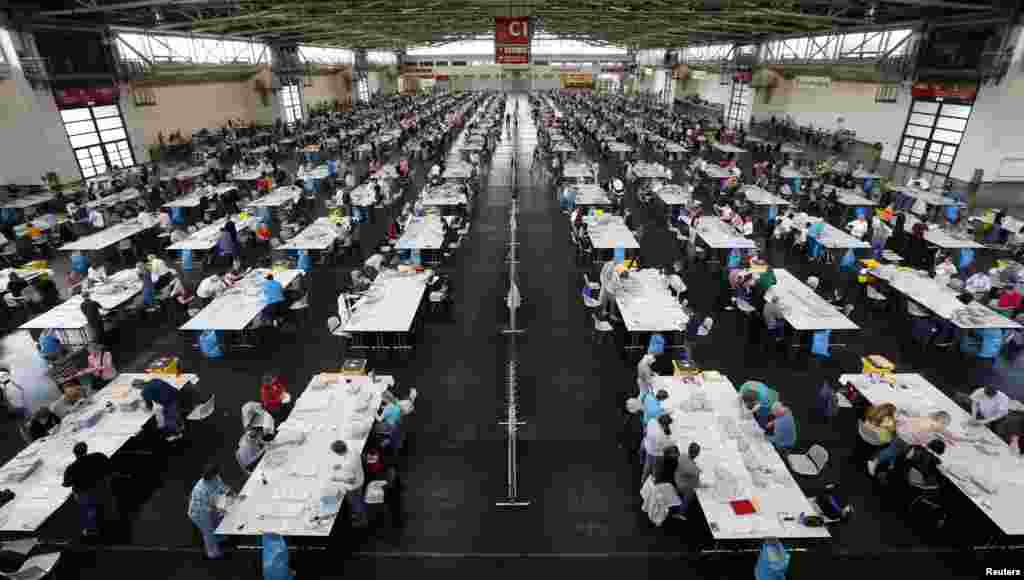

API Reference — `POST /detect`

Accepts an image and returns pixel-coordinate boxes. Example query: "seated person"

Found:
[196,274,228,301]
[904,439,946,489]
[739,381,778,426]
[236,426,267,474]
[968,385,1010,430]
[26,407,60,440]
[868,410,950,476]
[766,403,796,450]
[349,269,372,293]
[38,329,65,361]
[863,402,897,444]
[49,382,92,419]
[241,401,276,436]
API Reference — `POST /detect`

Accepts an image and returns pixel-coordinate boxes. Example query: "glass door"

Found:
[896,99,972,183]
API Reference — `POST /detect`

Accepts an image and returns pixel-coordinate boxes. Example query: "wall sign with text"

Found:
[495,17,530,45]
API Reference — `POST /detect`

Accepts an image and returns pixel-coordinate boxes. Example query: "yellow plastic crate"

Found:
[861,355,895,375]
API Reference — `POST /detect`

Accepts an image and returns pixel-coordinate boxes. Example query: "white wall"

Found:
[750,78,908,161]
[953,27,1024,183]
[682,72,729,107]
[0,26,80,185]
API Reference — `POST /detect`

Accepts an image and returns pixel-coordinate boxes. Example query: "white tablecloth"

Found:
[840,373,1024,535]
[616,269,689,332]
[163,184,238,208]
[0,373,197,532]
[85,189,142,210]
[573,184,611,206]
[341,271,430,333]
[167,215,254,251]
[653,374,830,540]
[297,166,329,180]
[278,217,345,251]
[396,216,444,250]
[249,187,301,208]
[712,143,747,154]
[836,191,877,207]
[420,183,468,207]
[742,185,790,207]
[216,374,388,536]
[180,269,303,331]
[695,216,756,250]
[1,193,54,210]
[869,265,1021,329]
[59,219,156,251]
[584,215,640,250]
[812,222,871,250]
[20,269,143,330]
[658,185,691,206]
[632,162,671,180]
[768,269,859,331]
[702,165,732,179]
[562,162,595,180]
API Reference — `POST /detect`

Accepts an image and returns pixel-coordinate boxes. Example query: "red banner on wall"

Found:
[495,17,530,45]
[911,81,978,103]
[496,46,530,65]
[54,86,118,108]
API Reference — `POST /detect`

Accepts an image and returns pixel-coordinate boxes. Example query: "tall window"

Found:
[726,80,751,129]
[357,77,370,102]
[60,105,135,179]
[281,83,302,125]
[896,99,972,182]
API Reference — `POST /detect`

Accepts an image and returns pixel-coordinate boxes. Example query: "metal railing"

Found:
[498,100,528,507]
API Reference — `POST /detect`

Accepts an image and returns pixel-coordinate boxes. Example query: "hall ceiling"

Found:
[18,0,1004,49]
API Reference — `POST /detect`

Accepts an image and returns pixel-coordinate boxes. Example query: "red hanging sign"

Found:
[496,46,530,65]
[495,17,530,45]
[911,81,978,103]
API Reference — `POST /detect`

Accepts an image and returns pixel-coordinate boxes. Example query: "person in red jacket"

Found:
[260,373,290,421]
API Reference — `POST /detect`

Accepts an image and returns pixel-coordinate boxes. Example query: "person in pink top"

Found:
[76,343,117,389]
[868,410,950,476]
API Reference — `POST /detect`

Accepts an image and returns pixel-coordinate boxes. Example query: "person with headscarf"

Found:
[216,220,240,264]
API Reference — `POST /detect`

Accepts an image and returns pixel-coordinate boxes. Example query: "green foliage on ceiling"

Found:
[132,63,262,85]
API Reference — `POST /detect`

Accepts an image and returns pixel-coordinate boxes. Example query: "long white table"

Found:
[768,269,860,331]
[869,265,1021,329]
[840,373,1024,535]
[216,373,388,537]
[562,162,596,181]
[59,218,156,252]
[1,193,55,210]
[632,162,671,180]
[0,372,197,532]
[584,215,640,250]
[180,269,303,331]
[694,216,756,250]
[658,185,691,206]
[20,268,142,331]
[340,271,429,334]
[900,214,983,249]
[742,185,790,207]
[420,183,468,208]
[616,269,689,333]
[278,217,345,251]
[836,191,877,208]
[653,374,830,540]
[712,143,748,154]
[250,187,301,208]
[163,184,238,208]
[396,216,444,250]
[573,184,612,206]
[167,215,254,252]
[811,222,871,250]
[85,189,142,210]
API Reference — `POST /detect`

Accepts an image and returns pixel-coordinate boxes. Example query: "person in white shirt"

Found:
[236,427,267,474]
[241,401,276,436]
[719,205,735,223]
[847,216,869,239]
[637,351,659,395]
[965,268,992,297]
[969,386,1010,427]
[774,213,794,239]
[137,211,157,228]
[642,414,674,483]
[89,208,106,229]
[87,263,108,284]
[329,440,366,521]
[934,255,957,285]
[196,274,227,300]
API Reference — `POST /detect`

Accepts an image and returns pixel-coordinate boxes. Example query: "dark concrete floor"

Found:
[0,95,1021,578]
